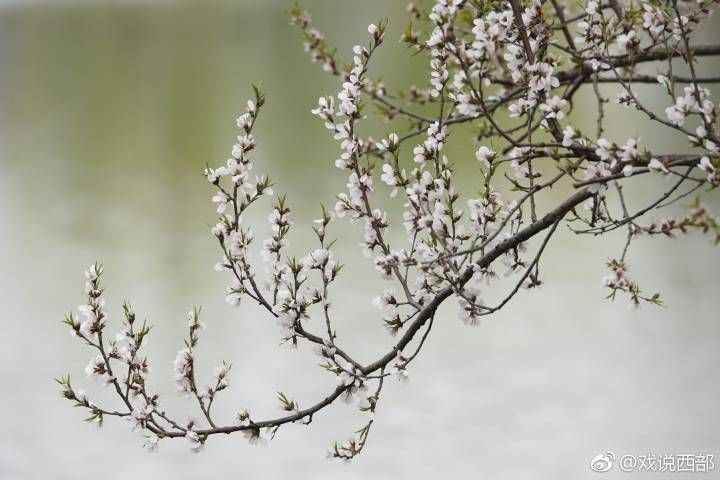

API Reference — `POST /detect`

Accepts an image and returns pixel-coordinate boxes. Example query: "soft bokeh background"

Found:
[1,1,719,479]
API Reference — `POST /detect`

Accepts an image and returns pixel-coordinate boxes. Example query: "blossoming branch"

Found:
[59,0,720,461]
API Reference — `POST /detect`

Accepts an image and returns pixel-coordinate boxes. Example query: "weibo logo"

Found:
[590,451,616,473]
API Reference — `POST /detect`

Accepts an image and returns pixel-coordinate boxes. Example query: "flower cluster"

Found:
[603,259,661,307]
[74,263,106,338]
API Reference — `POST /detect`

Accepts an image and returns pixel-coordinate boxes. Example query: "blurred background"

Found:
[1,1,719,478]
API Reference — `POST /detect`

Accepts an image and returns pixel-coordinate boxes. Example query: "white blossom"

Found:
[475,146,496,167]
[584,161,613,195]
[186,430,204,453]
[173,348,193,393]
[85,355,114,386]
[648,158,670,174]
[143,434,160,452]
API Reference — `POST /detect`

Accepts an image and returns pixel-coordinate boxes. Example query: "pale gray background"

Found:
[1,1,719,478]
